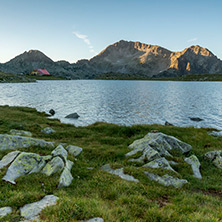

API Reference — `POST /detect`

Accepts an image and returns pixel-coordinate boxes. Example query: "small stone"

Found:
[0,151,20,169]
[86,218,104,222]
[41,127,56,134]
[51,145,68,161]
[0,207,12,217]
[42,156,65,176]
[66,145,82,157]
[204,150,222,162]
[20,195,59,221]
[101,164,139,182]
[184,155,202,179]
[189,117,203,122]
[9,129,32,137]
[49,109,55,116]
[65,113,80,119]
[165,121,174,126]
[144,172,188,188]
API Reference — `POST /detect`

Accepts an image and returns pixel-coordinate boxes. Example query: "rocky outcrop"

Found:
[3,152,52,184]
[144,172,188,188]
[20,195,59,221]
[205,151,222,169]
[1,144,76,187]
[126,132,192,163]
[0,207,12,218]
[208,131,222,137]
[101,164,139,182]
[184,155,202,179]
[0,134,54,151]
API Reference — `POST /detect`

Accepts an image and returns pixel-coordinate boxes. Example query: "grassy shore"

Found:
[0,106,222,221]
[96,73,222,81]
[0,72,35,83]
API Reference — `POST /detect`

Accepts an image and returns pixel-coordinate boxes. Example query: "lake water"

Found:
[0,80,222,130]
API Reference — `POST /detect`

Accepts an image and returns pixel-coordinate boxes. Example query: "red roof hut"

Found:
[31,69,50,75]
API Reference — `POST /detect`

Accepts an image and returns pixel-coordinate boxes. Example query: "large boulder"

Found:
[101,164,139,182]
[0,151,20,169]
[20,195,59,221]
[144,172,188,188]
[3,152,52,184]
[0,134,54,151]
[184,155,202,179]
[126,132,192,163]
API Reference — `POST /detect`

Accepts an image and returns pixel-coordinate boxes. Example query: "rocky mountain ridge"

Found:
[0,40,222,79]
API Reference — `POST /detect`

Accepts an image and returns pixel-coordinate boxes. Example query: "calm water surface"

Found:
[0,80,222,129]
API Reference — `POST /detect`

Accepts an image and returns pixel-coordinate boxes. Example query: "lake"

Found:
[0,80,222,129]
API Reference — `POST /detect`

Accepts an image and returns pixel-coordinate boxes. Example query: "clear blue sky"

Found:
[0,0,221,63]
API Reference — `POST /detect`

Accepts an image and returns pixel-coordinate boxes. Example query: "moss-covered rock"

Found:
[0,150,20,169]
[0,134,54,151]
[9,129,32,137]
[66,145,83,157]
[144,172,188,188]
[58,160,74,188]
[185,155,202,179]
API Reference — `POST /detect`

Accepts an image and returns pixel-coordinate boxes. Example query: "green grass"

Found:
[0,72,35,83]
[96,73,222,81]
[0,106,222,221]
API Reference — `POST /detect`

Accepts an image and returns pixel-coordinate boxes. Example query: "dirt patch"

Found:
[156,194,170,207]
[194,188,222,197]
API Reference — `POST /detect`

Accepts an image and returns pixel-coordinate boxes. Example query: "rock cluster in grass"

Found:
[0,130,83,188]
[205,150,222,169]
[103,132,203,188]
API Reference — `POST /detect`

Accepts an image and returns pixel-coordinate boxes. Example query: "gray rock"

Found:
[205,150,222,169]
[20,195,59,221]
[189,117,203,122]
[204,150,222,162]
[65,113,80,119]
[49,109,55,116]
[184,155,202,179]
[42,156,64,176]
[3,152,52,184]
[0,207,12,217]
[101,164,139,182]
[51,145,68,161]
[9,129,32,137]
[208,131,222,137]
[0,134,54,151]
[144,172,188,188]
[143,157,176,172]
[86,218,104,222]
[0,151,20,169]
[66,145,82,157]
[58,160,74,188]
[165,121,174,126]
[168,160,178,165]
[41,127,56,134]
[126,132,192,163]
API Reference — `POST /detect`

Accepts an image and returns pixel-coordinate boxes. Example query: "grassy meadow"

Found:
[0,106,222,221]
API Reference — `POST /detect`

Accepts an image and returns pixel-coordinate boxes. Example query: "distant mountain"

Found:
[1,41,222,79]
